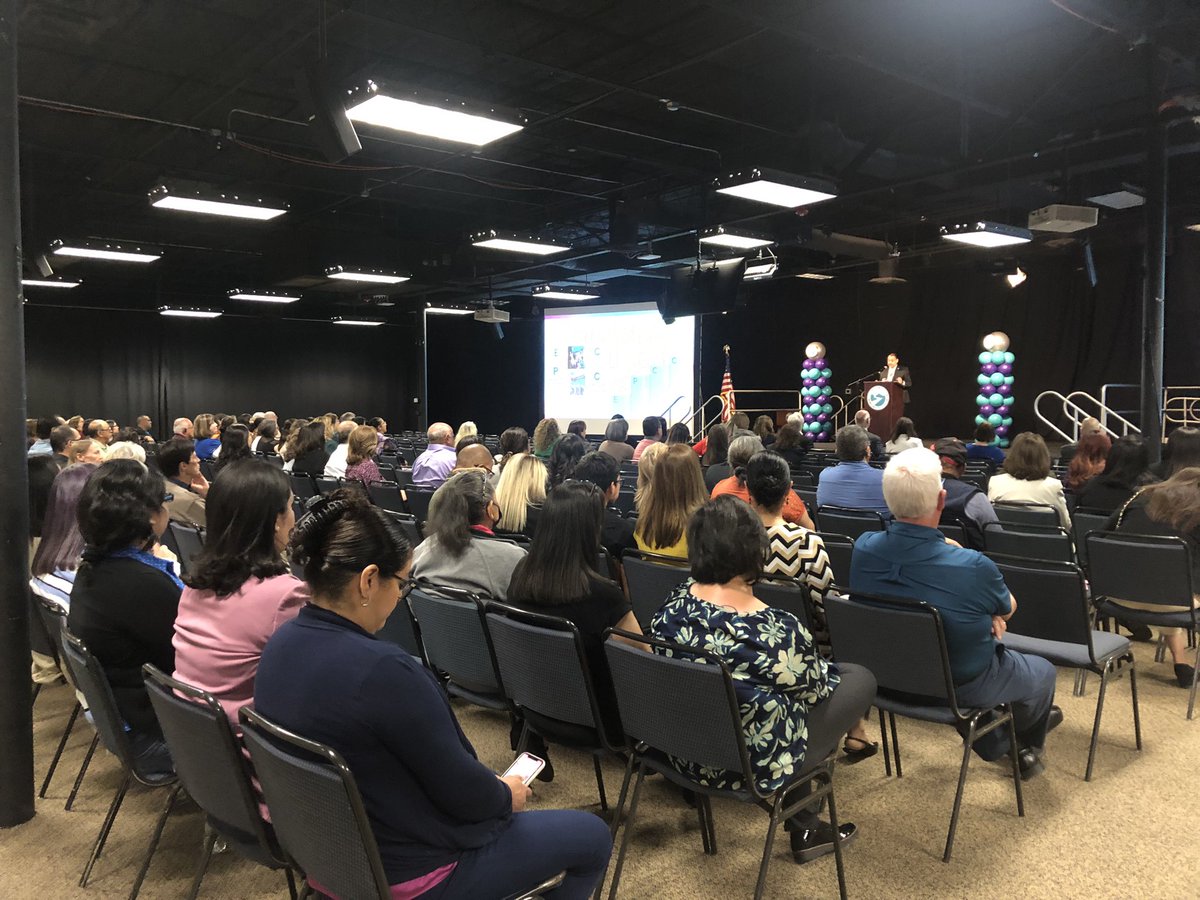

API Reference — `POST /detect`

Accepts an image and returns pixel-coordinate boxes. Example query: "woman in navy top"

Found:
[255,491,611,898]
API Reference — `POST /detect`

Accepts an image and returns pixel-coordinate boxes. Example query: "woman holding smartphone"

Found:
[255,491,611,899]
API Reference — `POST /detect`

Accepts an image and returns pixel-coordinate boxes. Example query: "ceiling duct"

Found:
[799,228,894,260]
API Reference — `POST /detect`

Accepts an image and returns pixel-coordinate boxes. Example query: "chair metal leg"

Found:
[1189,643,1200,720]
[186,824,218,900]
[703,796,717,854]
[1006,712,1024,818]
[1129,657,1143,750]
[607,754,637,839]
[606,766,647,900]
[65,732,98,811]
[40,701,81,798]
[81,773,131,886]
[1073,669,1086,697]
[284,868,299,900]
[943,721,976,862]
[592,755,608,812]
[1154,633,1166,663]
[878,707,891,777]
[128,785,181,900]
[889,711,902,778]
[825,769,849,900]
[753,794,784,900]
[515,719,530,755]
[1085,663,1111,782]
[696,799,713,855]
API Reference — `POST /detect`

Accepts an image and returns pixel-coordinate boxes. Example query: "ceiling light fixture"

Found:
[345,80,525,146]
[149,182,288,220]
[332,316,385,326]
[425,307,475,315]
[51,239,162,263]
[471,230,570,255]
[698,226,774,250]
[742,248,778,281]
[635,242,662,261]
[324,266,410,284]
[159,307,222,319]
[869,256,907,285]
[716,168,837,208]
[22,277,81,288]
[1087,187,1144,209]
[227,289,300,303]
[531,284,600,301]
[1187,223,1200,232]
[1006,266,1028,288]
[795,272,835,280]
[940,221,1032,248]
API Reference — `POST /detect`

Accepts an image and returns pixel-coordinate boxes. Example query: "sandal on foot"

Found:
[842,736,879,761]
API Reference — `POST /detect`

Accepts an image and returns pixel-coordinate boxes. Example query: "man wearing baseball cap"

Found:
[933,437,999,550]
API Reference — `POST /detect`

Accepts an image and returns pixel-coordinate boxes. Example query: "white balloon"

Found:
[982,331,1010,352]
[805,341,826,359]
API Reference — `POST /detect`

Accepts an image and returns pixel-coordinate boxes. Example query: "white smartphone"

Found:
[502,752,546,786]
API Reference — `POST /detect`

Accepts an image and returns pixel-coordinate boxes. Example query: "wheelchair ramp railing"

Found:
[1035,390,1141,442]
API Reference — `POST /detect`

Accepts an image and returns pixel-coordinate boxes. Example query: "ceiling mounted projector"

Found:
[474,307,510,324]
[1028,204,1098,233]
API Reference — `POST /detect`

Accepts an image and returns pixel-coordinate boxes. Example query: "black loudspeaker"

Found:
[656,258,746,323]
[296,62,362,162]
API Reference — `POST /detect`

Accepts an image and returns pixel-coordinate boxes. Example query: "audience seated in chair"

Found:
[598,416,633,463]
[497,426,531,471]
[322,420,356,479]
[548,433,589,488]
[213,424,253,477]
[631,414,664,462]
[411,422,458,489]
[966,421,1006,467]
[158,439,208,528]
[885,417,922,455]
[649,495,875,863]
[531,417,561,461]
[853,410,886,461]
[817,426,891,519]
[634,444,707,560]
[30,463,96,614]
[1076,435,1156,514]
[281,420,329,476]
[772,421,813,472]
[343,424,384,486]
[452,442,496,481]
[712,436,815,529]
[932,438,999,550]
[987,432,1071,528]
[255,491,612,898]
[850,447,1060,780]
[573,451,637,560]
[493,453,548,539]
[172,460,306,728]
[1066,431,1112,493]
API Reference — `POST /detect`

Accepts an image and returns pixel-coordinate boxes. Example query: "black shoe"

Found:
[536,754,555,783]
[1046,705,1063,734]
[1175,664,1196,688]
[1018,748,1045,781]
[1128,624,1155,642]
[789,821,858,864]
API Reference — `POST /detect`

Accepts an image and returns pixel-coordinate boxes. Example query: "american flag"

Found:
[720,354,735,422]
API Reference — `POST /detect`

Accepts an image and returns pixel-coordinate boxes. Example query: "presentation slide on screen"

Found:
[543,303,695,434]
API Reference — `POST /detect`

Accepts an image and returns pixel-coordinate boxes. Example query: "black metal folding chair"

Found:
[402,487,436,523]
[288,474,316,500]
[983,524,1075,563]
[1071,510,1111,572]
[314,476,340,496]
[407,583,506,710]
[376,591,424,660]
[603,632,849,900]
[815,532,854,584]
[824,591,1024,862]
[380,509,422,547]
[815,507,886,541]
[366,480,406,513]
[755,576,817,632]
[143,666,298,899]
[168,521,205,575]
[620,549,689,630]
[992,501,1060,528]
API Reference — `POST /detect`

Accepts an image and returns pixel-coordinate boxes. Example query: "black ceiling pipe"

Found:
[0,0,35,830]
[1141,45,1169,463]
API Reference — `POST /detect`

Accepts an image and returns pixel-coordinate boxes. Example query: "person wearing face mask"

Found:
[172,460,306,728]
[68,459,182,776]
[411,470,526,600]
[255,491,612,899]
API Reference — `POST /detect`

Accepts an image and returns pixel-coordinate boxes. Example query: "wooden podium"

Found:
[862,381,905,439]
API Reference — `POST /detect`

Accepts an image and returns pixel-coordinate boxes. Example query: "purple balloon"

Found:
[995,425,1008,437]
[804,413,815,422]
[999,405,1011,416]
[999,363,1012,375]
[803,378,813,387]
[804,358,815,367]
[817,413,828,423]
[814,358,826,368]
[997,384,1011,396]
[981,404,994,415]
[816,377,827,387]
[982,363,997,375]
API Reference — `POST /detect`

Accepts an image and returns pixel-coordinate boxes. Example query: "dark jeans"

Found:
[787,662,877,828]
[421,810,612,900]
[130,731,174,779]
[954,644,1057,761]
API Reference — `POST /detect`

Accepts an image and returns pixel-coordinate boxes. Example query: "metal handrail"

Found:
[688,389,805,436]
[1099,383,1140,433]
[1063,392,1140,437]
[1034,390,1141,443]
[659,395,689,425]
[1163,386,1200,430]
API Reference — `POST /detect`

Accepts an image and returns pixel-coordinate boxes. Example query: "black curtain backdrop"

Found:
[24,307,421,434]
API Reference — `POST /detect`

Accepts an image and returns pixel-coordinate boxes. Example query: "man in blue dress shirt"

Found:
[816,425,891,519]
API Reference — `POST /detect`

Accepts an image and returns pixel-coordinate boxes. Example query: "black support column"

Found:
[1141,48,1167,464]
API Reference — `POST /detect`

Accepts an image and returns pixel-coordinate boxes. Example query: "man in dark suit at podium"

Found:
[878,353,912,404]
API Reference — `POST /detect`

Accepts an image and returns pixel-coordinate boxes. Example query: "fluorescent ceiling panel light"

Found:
[1187,223,1200,232]
[1087,189,1144,209]
[159,307,222,318]
[332,317,385,326]
[743,261,778,281]
[150,184,287,220]
[795,272,835,280]
[346,82,523,146]
[532,284,600,301]
[22,277,80,288]
[1006,267,1027,288]
[425,307,475,315]
[227,289,300,303]
[940,221,1032,248]
[716,168,837,208]
[698,226,774,250]
[51,239,161,263]
[324,266,410,284]
[471,230,570,255]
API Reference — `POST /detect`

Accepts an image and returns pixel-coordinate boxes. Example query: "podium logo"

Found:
[866,385,890,411]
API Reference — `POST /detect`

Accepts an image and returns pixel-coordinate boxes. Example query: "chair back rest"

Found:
[143,666,275,856]
[604,635,750,783]
[168,521,205,575]
[1071,511,1110,570]
[403,488,436,523]
[815,506,885,540]
[796,489,819,525]
[621,551,689,629]
[937,522,967,545]
[486,606,599,730]
[597,547,618,582]
[754,577,814,631]
[33,594,78,690]
[983,525,1074,563]
[61,629,137,767]
[814,532,854,583]
[375,595,423,659]
[380,509,422,547]
[407,586,502,696]
[239,708,390,900]
[366,481,406,513]
[288,474,316,499]
[314,477,340,496]
[989,556,1094,647]
[993,501,1059,528]
[613,489,637,516]
[824,592,954,703]
[1086,531,1195,609]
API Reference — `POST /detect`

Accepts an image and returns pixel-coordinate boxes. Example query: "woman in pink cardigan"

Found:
[173,459,307,725]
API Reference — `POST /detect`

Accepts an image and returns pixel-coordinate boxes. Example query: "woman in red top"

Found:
[711,435,814,530]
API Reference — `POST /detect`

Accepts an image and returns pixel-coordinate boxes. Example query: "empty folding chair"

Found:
[815,506,886,541]
[168,521,205,576]
[314,476,340,496]
[992,501,1060,528]
[366,480,405,513]
[937,522,969,547]
[983,524,1075,563]
[621,550,689,629]
[288,474,316,500]
[816,532,855,584]
[1071,509,1111,571]
[380,509,422,547]
[407,584,506,710]
[613,489,637,517]
[402,487,436,523]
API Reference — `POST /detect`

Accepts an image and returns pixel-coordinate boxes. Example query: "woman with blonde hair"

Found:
[493,453,548,537]
[68,438,106,465]
[634,443,708,559]
[634,440,668,508]
[344,424,383,485]
[193,413,220,459]
[454,420,478,448]
[532,418,561,460]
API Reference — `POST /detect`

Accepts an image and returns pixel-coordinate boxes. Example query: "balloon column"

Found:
[800,341,834,443]
[975,331,1015,448]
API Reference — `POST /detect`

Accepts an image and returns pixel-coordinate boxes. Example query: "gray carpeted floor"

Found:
[3,652,1199,899]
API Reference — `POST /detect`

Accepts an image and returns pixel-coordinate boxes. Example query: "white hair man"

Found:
[848,447,1060,779]
[852,409,885,461]
[173,417,194,440]
[410,422,458,490]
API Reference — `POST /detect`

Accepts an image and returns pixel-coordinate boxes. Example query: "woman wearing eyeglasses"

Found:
[68,459,182,776]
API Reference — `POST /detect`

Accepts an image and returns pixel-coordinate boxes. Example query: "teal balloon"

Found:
[978,351,991,364]
[999,438,1010,448]
[989,393,1004,406]
[821,385,832,396]
[975,415,986,425]
[988,413,1003,426]
[1003,351,1015,364]
[989,372,1005,386]
[822,403,833,415]
[977,374,989,386]
[1004,376,1014,385]
[976,394,989,406]
[821,367,832,378]
[990,351,1005,364]
[1002,417,1013,427]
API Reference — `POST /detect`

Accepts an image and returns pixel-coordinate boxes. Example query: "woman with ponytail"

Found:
[255,490,612,898]
[711,436,815,529]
